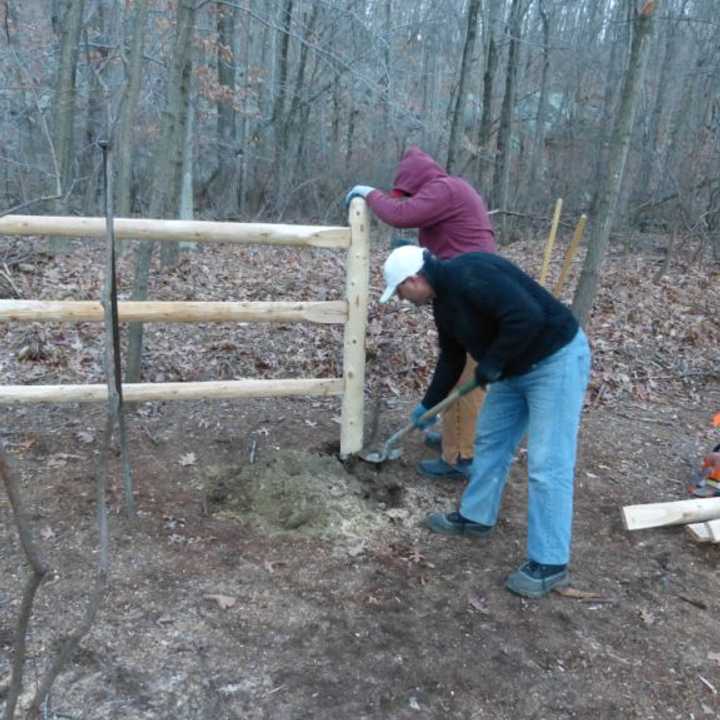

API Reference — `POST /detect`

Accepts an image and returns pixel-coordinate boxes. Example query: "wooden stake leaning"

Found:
[539,198,563,286]
[553,214,587,296]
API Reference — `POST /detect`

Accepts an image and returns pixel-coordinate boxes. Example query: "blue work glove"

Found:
[475,362,501,388]
[344,185,375,208]
[410,402,437,430]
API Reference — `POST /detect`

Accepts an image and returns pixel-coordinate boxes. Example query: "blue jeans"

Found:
[459,330,591,565]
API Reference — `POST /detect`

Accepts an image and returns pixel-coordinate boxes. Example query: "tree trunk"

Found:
[126,0,195,383]
[238,0,256,217]
[447,0,481,173]
[115,0,149,222]
[81,0,114,216]
[214,3,237,216]
[524,0,551,211]
[160,46,193,267]
[53,0,85,196]
[476,0,501,196]
[50,0,85,251]
[572,2,658,326]
[588,0,630,217]
[280,0,319,209]
[179,95,195,221]
[380,0,392,157]
[271,0,293,204]
[492,0,528,225]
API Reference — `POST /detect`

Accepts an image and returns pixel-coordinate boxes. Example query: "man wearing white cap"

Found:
[380,245,591,598]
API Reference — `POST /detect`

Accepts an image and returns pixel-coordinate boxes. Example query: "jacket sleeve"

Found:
[421,325,466,409]
[464,276,545,380]
[367,180,453,228]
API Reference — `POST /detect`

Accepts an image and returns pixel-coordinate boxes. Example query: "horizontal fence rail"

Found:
[0,300,348,324]
[0,215,352,249]
[0,202,370,456]
[0,379,345,405]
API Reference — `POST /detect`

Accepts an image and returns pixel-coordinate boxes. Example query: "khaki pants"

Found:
[441,355,485,464]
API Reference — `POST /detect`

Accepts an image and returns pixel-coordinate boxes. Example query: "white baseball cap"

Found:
[379,245,426,303]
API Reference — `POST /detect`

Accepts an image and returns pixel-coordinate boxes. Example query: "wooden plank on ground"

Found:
[622,497,720,531]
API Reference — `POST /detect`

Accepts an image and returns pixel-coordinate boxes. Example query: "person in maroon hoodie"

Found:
[345,146,497,478]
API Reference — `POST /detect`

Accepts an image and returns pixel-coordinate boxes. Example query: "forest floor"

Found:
[1,229,719,719]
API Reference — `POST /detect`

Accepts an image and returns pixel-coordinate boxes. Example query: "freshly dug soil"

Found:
[204,449,385,538]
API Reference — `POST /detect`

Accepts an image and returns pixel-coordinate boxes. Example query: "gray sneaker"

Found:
[505,560,569,598]
[422,511,493,537]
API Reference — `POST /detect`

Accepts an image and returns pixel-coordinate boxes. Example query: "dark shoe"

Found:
[424,431,442,450]
[417,457,472,478]
[422,511,492,537]
[505,560,569,598]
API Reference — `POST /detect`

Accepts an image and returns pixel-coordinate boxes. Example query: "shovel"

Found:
[360,378,480,464]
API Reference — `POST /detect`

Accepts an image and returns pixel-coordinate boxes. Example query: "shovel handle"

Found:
[382,378,481,453]
[417,377,480,423]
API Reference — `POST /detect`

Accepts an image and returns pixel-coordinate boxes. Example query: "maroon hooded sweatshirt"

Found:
[366,146,496,259]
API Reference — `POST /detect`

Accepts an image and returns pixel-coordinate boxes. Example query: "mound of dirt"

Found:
[203,449,389,539]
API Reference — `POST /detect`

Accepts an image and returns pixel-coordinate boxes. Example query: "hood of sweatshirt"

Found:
[392,146,447,195]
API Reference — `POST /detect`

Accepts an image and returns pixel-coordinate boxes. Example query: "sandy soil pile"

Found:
[204,449,390,539]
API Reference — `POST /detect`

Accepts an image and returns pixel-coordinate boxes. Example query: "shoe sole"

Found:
[421,516,492,538]
[418,468,465,479]
[505,573,570,598]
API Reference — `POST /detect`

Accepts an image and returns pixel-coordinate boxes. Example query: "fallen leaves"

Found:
[179,452,196,466]
[76,430,95,444]
[2,239,717,416]
[468,592,490,615]
[205,594,237,610]
[39,526,56,541]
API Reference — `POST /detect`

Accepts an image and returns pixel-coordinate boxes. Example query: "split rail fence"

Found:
[0,199,370,457]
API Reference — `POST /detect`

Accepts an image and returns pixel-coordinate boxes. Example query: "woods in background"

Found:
[0,0,718,242]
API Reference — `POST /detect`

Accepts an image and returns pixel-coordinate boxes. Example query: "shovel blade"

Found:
[359,446,402,464]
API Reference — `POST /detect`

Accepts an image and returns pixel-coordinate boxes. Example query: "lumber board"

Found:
[0,215,351,249]
[0,378,344,404]
[686,520,720,543]
[0,300,348,325]
[622,497,720,531]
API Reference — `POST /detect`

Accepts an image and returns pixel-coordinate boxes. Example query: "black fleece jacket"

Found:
[421,252,579,408]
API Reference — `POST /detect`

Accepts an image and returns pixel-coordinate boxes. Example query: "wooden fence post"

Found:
[340,198,370,457]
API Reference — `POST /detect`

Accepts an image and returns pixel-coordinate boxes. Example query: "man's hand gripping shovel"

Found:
[359,378,480,464]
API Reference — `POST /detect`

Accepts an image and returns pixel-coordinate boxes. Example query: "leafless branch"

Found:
[0,437,50,720]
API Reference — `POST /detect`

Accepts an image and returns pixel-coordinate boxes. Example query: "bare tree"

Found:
[493,0,530,228]
[476,0,503,194]
[447,0,481,173]
[49,0,85,254]
[115,0,149,220]
[523,0,552,210]
[573,1,658,325]
[126,0,195,383]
